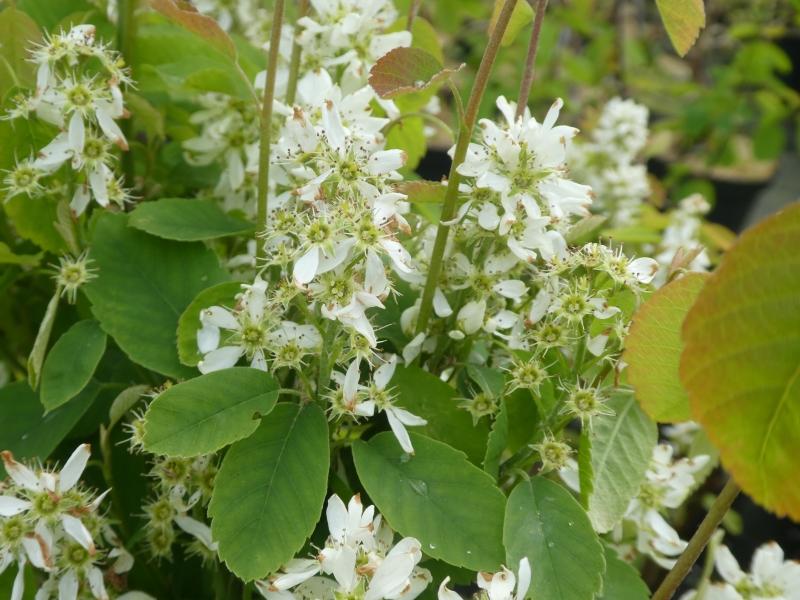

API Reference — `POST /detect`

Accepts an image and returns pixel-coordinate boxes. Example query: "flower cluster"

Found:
[256,494,431,600]
[680,542,800,600]
[617,444,709,568]
[0,446,144,600]
[2,24,133,214]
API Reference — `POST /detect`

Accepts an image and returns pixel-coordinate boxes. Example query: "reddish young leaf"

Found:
[150,0,236,59]
[369,47,463,99]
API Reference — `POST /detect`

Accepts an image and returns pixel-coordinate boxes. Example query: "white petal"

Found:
[174,515,217,551]
[71,185,91,215]
[59,444,91,492]
[433,288,453,318]
[751,542,783,582]
[380,239,415,274]
[293,247,320,285]
[457,300,486,335]
[365,552,416,600]
[0,496,32,516]
[89,164,109,206]
[385,408,415,454]
[715,546,745,585]
[628,257,659,284]
[59,569,79,600]
[96,104,128,150]
[11,563,25,600]
[493,280,527,300]
[389,406,427,427]
[198,346,244,373]
[478,202,501,231]
[325,494,348,542]
[1,452,41,492]
[374,355,398,391]
[273,559,320,590]
[437,577,463,600]
[68,112,85,154]
[344,358,361,404]
[197,324,220,354]
[516,557,531,600]
[367,149,405,176]
[61,514,95,552]
[88,566,109,600]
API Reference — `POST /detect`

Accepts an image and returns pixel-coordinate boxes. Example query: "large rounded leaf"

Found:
[681,202,800,520]
[129,198,255,241]
[353,432,506,571]
[504,477,605,600]
[625,273,709,422]
[209,403,329,581]
[41,320,107,412]
[84,213,228,379]
[143,368,279,457]
[588,393,657,533]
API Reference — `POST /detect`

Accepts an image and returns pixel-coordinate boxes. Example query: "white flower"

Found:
[438,557,531,600]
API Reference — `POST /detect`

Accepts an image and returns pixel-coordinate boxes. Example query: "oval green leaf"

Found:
[369,47,463,99]
[143,368,279,456]
[681,202,800,520]
[598,544,650,600]
[353,432,506,571]
[84,213,229,379]
[177,281,242,367]
[625,273,709,422]
[129,198,255,241]
[209,403,329,581]
[656,0,705,57]
[588,392,657,533]
[504,477,605,600]
[41,320,107,412]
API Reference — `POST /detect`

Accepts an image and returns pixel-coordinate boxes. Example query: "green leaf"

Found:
[0,242,41,267]
[395,180,446,204]
[27,290,60,390]
[391,365,490,464]
[386,116,426,171]
[483,399,509,479]
[84,213,229,379]
[681,202,800,520]
[655,0,706,57]
[597,544,650,600]
[504,477,605,600]
[489,0,534,47]
[108,384,149,431]
[41,320,106,412]
[210,403,329,581]
[0,7,41,99]
[369,47,463,99]
[143,368,279,456]
[0,381,99,476]
[353,432,506,571]
[4,195,68,253]
[177,281,242,367]
[625,273,709,423]
[587,393,657,533]
[565,215,608,245]
[129,198,255,241]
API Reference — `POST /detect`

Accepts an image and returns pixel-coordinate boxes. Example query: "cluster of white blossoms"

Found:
[653,193,712,284]
[256,494,431,600]
[680,542,800,600]
[0,446,147,600]
[2,24,132,214]
[617,444,709,569]
[571,97,650,227]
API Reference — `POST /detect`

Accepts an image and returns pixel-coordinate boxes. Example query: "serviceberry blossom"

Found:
[654,193,712,284]
[256,494,431,600]
[3,24,133,214]
[0,446,142,600]
[680,542,800,600]
[438,557,531,600]
[329,355,427,454]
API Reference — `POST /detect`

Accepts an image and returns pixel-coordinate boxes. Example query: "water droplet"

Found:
[568,521,574,527]
[428,543,437,550]
[547,541,555,548]
[408,479,428,496]
[400,453,411,463]
[466,550,472,555]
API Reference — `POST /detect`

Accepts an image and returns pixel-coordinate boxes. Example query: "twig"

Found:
[515,0,548,120]
[285,0,309,106]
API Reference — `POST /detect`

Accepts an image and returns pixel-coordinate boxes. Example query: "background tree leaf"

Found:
[625,273,709,422]
[504,477,605,600]
[0,6,41,99]
[129,198,255,241]
[681,202,800,521]
[353,432,506,572]
[143,368,279,456]
[655,0,706,57]
[84,213,229,379]
[41,320,106,412]
[588,392,658,533]
[210,403,329,581]
[149,0,237,59]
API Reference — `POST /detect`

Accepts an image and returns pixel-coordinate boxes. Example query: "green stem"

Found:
[515,0,548,119]
[694,529,725,600]
[414,0,519,336]
[652,479,741,600]
[117,0,138,189]
[284,0,309,106]
[382,111,455,142]
[255,0,286,261]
